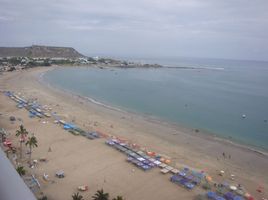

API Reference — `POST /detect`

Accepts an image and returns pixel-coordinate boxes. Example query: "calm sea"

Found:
[43,57,268,151]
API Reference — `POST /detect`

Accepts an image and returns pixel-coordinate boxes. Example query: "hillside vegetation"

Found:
[0,45,84,58]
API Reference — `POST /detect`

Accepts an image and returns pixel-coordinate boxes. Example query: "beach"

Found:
[0,67,267,200]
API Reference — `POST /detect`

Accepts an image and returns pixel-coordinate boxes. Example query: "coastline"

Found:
[40,66,268,156]
[0,67,267,199]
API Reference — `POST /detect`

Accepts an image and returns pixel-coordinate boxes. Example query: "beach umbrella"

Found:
[165,159,171,164]
[219,170,225,176]
[230,185,238,191]
[147,151,155,156]
[206,176,212,182]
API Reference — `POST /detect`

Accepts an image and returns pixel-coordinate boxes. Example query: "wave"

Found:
[164,66,225,70]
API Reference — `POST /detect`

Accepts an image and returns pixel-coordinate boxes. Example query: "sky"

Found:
[0,0,268,61]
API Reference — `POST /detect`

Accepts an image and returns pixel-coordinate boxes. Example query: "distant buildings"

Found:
[0,56,162,72]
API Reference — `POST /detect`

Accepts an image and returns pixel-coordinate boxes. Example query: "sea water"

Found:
[43,57,268,151]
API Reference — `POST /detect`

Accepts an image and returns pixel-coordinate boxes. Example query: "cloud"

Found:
[0,0,268,60]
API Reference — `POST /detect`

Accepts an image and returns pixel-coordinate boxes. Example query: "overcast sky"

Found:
[0,0,267,61]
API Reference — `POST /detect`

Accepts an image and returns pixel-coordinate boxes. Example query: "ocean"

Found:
[43,57,268,151]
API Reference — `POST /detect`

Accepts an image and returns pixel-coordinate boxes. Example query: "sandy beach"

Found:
[0,67,267,200]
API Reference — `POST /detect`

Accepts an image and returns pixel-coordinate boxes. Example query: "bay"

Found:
[43,58,268,151]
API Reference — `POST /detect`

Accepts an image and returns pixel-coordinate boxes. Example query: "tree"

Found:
[16,166,26,176]
[72,192,84,200]
[92,189,109,200]
[112,196,124,200]
[25,135,38,163]
[16,125,28,159]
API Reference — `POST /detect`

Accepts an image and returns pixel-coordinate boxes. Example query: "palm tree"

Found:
[16,125,28,158]
[72,192,84,200]
[112,196,124,200]
[16,166,26,176]
[92,189,109,200]
[25,135,38,163]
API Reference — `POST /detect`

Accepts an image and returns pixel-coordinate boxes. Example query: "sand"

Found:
[0,67,267,200]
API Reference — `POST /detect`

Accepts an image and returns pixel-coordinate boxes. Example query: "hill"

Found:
[0,45,85,58]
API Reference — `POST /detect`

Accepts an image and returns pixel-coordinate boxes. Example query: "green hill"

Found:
[0,45,85,58]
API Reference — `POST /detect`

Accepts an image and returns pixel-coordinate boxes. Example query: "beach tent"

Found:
[179,170,187,177]
[207,191,217,199]
[224,192,235,200]
[170,175,182,183]
[185,182,195,190]
[233,196,245,200]
[29,113,35,118]
[141,165,151,171]
[63,125,71,130]
[153,160,161,166]
[17,104,24,109]
[4,91,13,96]
[63,123,76,130]
[215,197,225,200]
[68,124,76,129]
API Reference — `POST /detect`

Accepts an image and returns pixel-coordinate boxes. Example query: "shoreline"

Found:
[40,66,268,157]
[1,67,267,199]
